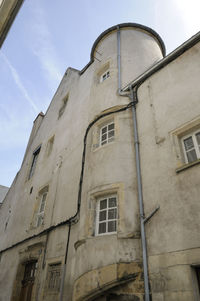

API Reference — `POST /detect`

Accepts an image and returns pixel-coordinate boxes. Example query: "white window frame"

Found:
[95,195,118,236]
[100,122,115,146]
[100,70,110,83]
[182,129,200,163]
[36,191,47,227]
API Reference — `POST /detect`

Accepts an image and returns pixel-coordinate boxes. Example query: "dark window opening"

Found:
[29,146,41,179]
[195,267,200,294]
[19,261,37,301]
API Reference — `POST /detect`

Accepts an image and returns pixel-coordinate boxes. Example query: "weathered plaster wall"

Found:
[136,42,200,300]
[0,23,199,301]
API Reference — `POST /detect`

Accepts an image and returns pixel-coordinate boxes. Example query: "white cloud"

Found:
[29,4,63,87]
[0,52,39,113]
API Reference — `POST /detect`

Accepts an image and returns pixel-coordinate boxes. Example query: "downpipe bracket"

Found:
[143,206,160,224]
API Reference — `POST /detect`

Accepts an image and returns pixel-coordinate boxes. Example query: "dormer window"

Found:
[100,70,110,83]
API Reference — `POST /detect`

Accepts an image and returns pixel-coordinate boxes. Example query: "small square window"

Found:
[182,130,200,163]
[100,122,115,146]
[96,195,117,236]
[100,70,110,83]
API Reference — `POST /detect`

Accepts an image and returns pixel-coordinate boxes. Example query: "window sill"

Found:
[176,159,200,173]
[93,140,115,152]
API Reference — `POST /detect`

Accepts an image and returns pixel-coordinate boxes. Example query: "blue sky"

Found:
[1,0,200,187]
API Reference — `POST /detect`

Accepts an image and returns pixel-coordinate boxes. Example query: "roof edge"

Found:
[80,23,166,75]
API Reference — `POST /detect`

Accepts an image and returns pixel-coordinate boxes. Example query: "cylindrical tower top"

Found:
[90,23,166,60]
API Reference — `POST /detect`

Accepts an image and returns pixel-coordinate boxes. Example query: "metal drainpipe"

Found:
[117,26,150,301]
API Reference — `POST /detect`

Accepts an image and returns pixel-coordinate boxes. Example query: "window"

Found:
[19,261,37,300]
[29,146,41,179]
[100,122,115,146]
[96,195,117,235]
[36,190,47,227]
[47,263,61,292]
[182,130,200,163]
[100,70,110,83]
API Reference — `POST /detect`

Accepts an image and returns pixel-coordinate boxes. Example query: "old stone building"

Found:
[0,23,200,301]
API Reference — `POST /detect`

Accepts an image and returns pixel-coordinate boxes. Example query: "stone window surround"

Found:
[84,182,125,240]
[30,184,49,229]
[43,256,64,298]
[92,114,119,151]
[170,115,200,173]
[11,241,45,301]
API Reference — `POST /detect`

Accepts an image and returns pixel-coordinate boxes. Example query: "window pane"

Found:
[37,215,43,227]
[39,193,47,212]
[196,132,200,146]
[102,127,107,134]
[100,199,107,209]
[108,123,114,130]
[108,130,114,138]
[101,133,107,141]
[184,137,194,151]
[101,140,107,145]
[99,210,106,221]
[99,222,106,234]
[108,208,117,219]
[108,221,116,232]
[109,197,116,208]
[186,149,197,163]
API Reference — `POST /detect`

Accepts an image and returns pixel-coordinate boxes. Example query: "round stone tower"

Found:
[72,24,165,301]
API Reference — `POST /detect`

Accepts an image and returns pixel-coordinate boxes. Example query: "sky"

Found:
[0,0,200,187]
